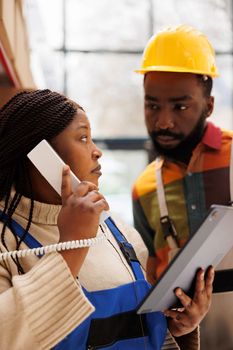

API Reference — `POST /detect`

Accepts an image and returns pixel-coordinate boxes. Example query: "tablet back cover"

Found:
[137,205,233,314]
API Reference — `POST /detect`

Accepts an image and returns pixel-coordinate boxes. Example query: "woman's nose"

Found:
[92,144,102,159]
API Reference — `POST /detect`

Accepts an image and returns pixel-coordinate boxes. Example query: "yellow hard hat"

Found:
[135,24,219,77]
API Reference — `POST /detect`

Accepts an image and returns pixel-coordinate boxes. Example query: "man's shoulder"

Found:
[202,124,233,155]
[219,128,233,152]
[221,128,233,140]
[133,161,157,199]
[133,159,185,199]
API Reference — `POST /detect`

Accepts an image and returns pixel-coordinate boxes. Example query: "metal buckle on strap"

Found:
[160,215,178,240]
[119,242,139,264]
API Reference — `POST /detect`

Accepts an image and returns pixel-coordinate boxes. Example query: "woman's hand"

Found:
[57,165,109,276]
[164,266,215,337]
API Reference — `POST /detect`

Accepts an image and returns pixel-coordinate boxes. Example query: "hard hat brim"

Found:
[134,65,219,78]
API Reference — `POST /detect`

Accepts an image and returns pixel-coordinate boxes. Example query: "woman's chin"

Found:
[84,175,100,187]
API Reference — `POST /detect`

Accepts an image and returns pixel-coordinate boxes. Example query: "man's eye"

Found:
[175,104,187,110]
[146,103,159,110]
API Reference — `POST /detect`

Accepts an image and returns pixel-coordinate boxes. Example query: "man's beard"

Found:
[149,114,207,164]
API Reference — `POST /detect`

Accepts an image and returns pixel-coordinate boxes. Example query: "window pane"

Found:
[66,52,147,137]
[31,51,64,93]
[211,55,233,129]
[99,149,148,224]
[26,0,63,50]
[66,0,150,50]
[152,0,233,52]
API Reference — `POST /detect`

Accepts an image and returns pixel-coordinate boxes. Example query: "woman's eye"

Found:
[80,136,88,142]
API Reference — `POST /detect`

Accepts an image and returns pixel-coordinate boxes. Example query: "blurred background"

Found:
[0,0,232,223]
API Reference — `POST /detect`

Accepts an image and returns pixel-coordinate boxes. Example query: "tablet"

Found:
[137,204,233,314]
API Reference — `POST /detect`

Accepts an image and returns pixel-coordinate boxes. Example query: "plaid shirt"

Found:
[133,122,233,278]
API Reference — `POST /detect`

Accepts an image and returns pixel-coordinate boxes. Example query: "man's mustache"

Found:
[150,130,184,140]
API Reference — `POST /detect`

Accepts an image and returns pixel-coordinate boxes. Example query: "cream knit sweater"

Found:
[0,194,199,350]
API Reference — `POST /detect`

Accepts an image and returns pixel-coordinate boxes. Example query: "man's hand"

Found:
[164,266,215,337]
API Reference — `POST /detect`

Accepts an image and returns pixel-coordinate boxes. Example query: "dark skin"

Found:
[144,71,215,336]
[23,110,109,277]
[23,107,213,337]
[144,71,214,150]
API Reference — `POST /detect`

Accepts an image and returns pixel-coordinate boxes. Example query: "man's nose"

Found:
[155,110,174,130]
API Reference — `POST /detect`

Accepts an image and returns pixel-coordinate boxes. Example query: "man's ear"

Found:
[205,96,214,118]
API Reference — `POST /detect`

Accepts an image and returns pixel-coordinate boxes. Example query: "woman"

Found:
[0,89,214,349]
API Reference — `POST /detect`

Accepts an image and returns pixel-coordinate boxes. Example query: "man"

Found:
[132,24,233,349]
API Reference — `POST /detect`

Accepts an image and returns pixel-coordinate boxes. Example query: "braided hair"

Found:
[0,89,81,273]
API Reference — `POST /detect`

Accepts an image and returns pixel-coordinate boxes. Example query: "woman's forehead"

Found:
[65,110,90,131]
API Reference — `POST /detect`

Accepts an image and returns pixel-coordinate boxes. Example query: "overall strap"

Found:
[155,157,179,250]
[0,209,42,249]
[105,217,145,280]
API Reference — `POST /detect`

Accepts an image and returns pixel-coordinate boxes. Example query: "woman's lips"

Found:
[91,165,102,175]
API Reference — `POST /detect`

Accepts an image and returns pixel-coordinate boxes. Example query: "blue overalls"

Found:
[0,211,167,349]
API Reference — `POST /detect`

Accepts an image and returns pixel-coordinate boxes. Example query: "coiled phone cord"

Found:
[0,234,106,261]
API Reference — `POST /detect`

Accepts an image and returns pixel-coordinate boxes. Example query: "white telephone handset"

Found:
[28,139,80,197]
[27,140,110,224]
[0,140,109,261]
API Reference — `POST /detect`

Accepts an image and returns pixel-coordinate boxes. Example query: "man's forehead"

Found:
[144,72,203,99]
[144,93,193,102]
[144,71,199,84]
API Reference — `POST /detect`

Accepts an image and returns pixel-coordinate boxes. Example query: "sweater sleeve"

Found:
[174,327,200,350]
[161,328,200,350]
[0,252,94,350]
